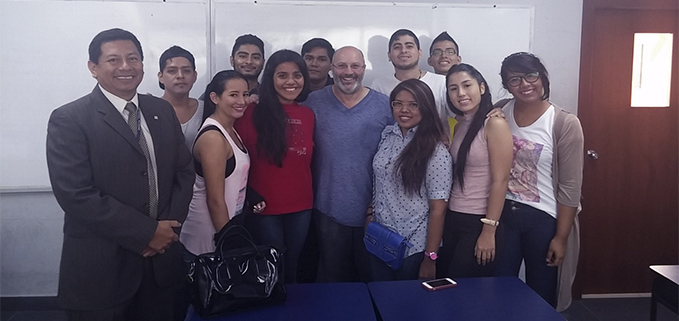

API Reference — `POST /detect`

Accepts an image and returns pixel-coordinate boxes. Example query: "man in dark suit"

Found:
[46,28,194,321]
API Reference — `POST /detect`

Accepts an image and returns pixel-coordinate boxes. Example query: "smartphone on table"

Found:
[422,278,457,291]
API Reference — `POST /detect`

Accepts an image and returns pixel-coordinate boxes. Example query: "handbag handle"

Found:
[214,224,261,257]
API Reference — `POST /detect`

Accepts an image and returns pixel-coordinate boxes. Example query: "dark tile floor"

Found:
[1,297,676,320]
[560,297,677,321]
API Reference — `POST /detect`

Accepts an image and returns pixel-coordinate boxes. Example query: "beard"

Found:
[336,74,363,94]
[393,60,419,71]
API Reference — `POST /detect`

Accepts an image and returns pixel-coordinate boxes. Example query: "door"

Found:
[576,1,678,295]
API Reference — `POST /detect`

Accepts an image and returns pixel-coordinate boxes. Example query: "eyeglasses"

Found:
[391,100,419,110]
[506,72,540,87]
[332,63,365,71]
[431,48,458,57]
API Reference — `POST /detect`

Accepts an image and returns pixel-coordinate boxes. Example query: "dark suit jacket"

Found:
[46,86,194,310]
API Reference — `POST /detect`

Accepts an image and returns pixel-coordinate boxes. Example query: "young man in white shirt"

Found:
[371,29,450,130]
[157,46,203,149]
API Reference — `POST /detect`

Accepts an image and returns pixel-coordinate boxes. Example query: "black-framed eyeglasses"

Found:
[332,63,365,71]
[431,48,458,57]
[391,100,419,110]
[506,72,540,87]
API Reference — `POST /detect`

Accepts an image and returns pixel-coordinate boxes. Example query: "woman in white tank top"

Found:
[494,52,583,308]
[180,70,265,256]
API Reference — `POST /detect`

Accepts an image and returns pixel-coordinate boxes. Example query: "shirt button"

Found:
[142,171,147,176]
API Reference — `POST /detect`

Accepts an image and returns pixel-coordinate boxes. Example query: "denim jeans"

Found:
[296,213,320,283]
[174,243,196,321]
[315,209,372,283]
[248,209,312,284]
[495,200,558,307]
[370,251,425,281]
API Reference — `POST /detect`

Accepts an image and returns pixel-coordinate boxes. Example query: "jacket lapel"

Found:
[138,95,161,157]
[92,86,143,154]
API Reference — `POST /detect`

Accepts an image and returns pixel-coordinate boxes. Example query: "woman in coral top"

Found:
[234,49,314,284]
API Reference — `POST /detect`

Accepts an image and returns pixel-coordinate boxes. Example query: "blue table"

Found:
[188,282,376,321]
[368,277,564,321]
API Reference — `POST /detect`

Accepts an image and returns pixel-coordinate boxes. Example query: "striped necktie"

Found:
[124,102,158,219]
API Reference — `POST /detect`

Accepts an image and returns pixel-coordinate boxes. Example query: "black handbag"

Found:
[188,223,286,319]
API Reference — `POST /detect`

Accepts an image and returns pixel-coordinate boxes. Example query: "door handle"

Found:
[587,150,598,160]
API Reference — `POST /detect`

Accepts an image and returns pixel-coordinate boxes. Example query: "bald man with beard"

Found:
[303,46,394,282]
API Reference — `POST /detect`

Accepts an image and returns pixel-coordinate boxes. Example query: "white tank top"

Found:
[503,100,557,217]
[180,117,250,255]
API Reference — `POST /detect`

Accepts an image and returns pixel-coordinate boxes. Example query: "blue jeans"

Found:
[370,251,425,281]
[315,209,372,283]
[495,200,558,307]
[174,243,197,321]
[248,209,312,284]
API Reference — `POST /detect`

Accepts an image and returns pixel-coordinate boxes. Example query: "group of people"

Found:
[46,27,583,321]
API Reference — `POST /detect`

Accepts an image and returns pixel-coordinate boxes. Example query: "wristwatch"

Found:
[424,251,438,261]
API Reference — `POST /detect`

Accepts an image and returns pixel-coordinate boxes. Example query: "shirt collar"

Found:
[99,85,139,114]
[388,123,418,139]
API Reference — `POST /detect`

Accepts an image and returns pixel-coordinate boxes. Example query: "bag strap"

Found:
[404,214,428,243]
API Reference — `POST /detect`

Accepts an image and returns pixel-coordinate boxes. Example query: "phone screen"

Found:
[426,279,454,287]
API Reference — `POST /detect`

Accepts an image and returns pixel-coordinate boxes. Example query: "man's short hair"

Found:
[301,38,335,61]
[388,29,420,51]
[89,28,143,63]
[158,46,195,90]
[159,45,195,71]
[231,34,265,57]
[429,31,460,56]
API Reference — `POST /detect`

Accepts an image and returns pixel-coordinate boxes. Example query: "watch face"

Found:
[428,252,438,260]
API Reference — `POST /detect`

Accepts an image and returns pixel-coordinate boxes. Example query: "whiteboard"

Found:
[0,0,209,190]
[213,1,532,96]
[0,0,531,189]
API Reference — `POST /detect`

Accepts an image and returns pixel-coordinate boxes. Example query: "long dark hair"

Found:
[500,52,550,100]
[391,79,445,196]
[202,70,248,122]
[253,49,311,167]
[446,63,493,189]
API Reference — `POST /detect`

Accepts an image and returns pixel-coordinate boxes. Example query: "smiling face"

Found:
[158,57,196,96]
[505,71,544,105]
[331,47,365,95]
[273,61,304,104]
[210,78,250,119]
[428,40,461,75]
[88,40,144,100]
[388,35,421,71]
[230,44,264,78]
[392,89,422,135]
[447,71,485,115]
[303,47,332,83]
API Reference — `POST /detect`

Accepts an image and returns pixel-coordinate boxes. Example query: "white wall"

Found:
[304,0,584,113]
[1,0,531,190]
[0,0,582,297]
